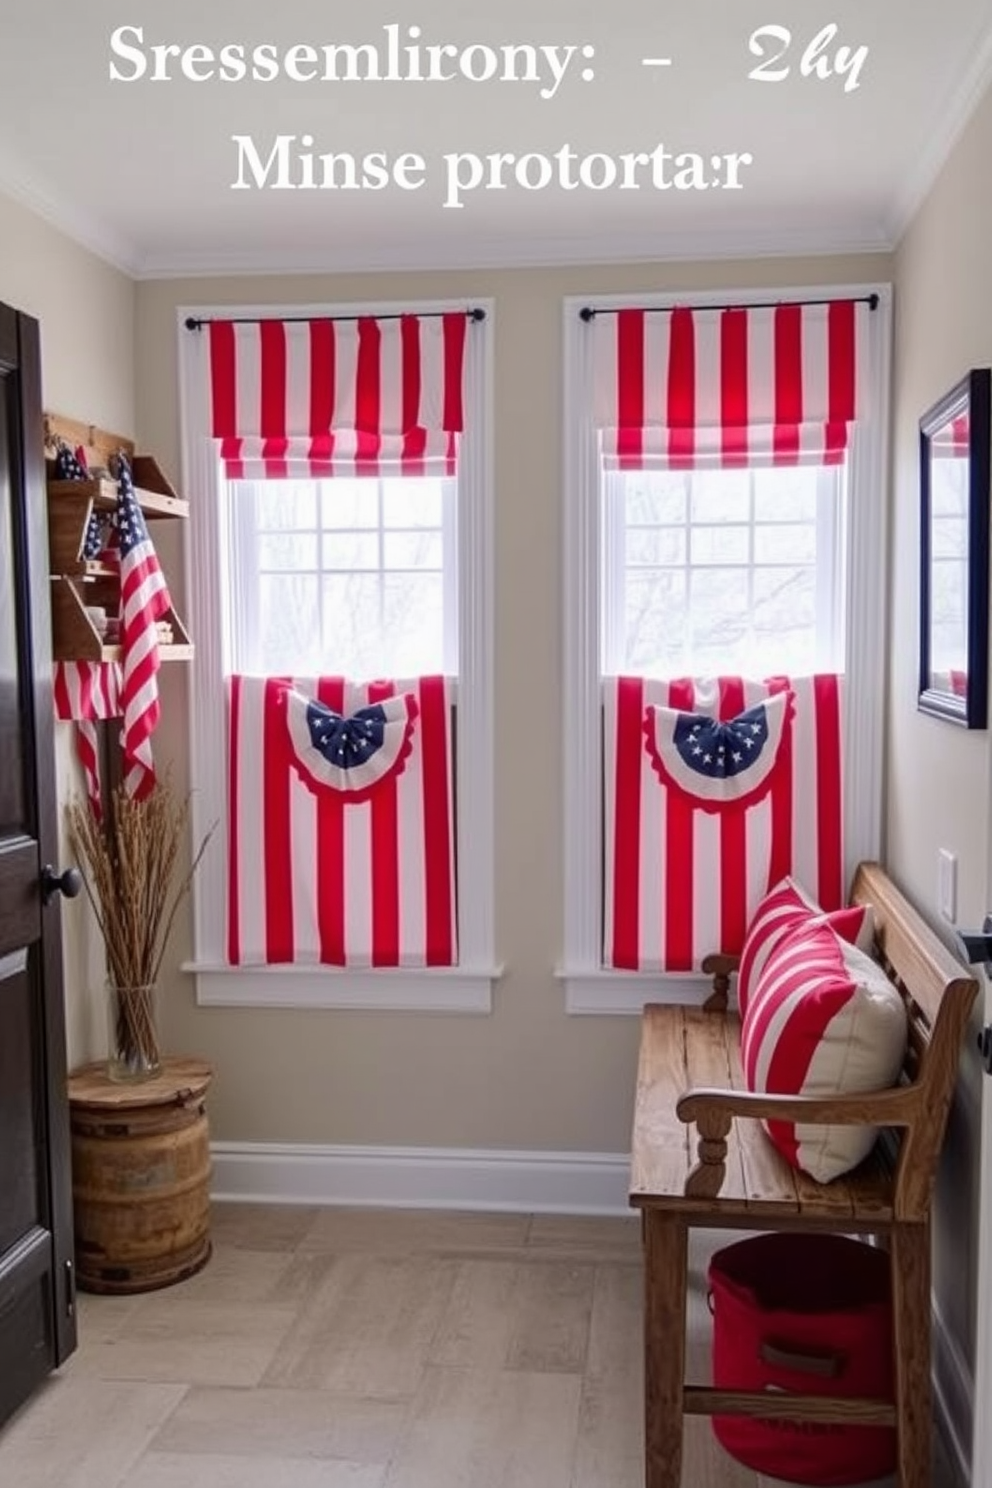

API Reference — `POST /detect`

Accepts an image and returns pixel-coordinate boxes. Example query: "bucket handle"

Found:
[759,1338,846,1378]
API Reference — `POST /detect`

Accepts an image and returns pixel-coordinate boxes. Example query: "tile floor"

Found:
[0,1206,957,1487]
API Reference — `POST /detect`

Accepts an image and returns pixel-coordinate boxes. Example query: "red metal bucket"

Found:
[708,1233,896,1484]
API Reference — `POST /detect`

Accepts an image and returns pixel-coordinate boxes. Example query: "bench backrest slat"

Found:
[851,861,978,1219]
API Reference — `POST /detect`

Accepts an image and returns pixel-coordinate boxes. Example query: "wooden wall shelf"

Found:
[44,411,194,666]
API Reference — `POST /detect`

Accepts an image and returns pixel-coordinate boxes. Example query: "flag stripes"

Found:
[207,314,468,479]
[227,674,456,967]
[116,458,172,800]
[603,674,844,972]
[595,300,867,469]
[53,661,121,816]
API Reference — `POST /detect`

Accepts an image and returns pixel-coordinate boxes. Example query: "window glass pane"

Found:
[258,574,320,672]
[691,526,750,565]
[320,480,378,528]
[322,532,380,570]
[930,459,967,518]
[626,527,687,566]
[930,559,967,670]
[250,482,317,530]
[754,524,817,564]
[687,569,750,665]
[931,515,967,559]
[320,573,384,677]
[752,566,816,655]
[382,479,444,528]
[689,469,750,522]
[753,467,819,522]
[383,574,445,674]
[624,472,686,526]
[624,572,687,674]
[258,532,319,571]
[383,530,444,568]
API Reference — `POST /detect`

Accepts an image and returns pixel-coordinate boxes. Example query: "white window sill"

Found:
[183,963,504,1012]
[556,967,723,1015]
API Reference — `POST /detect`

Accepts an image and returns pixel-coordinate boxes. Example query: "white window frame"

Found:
[560,283,892,1014]
[177,297,498,1012]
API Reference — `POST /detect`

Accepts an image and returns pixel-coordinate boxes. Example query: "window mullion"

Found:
[602,467,625,673]
[683,472,691,674]
[748,468,756,669]
[316,483,325,675]
[377,477,386,644]
[815,463,844,670]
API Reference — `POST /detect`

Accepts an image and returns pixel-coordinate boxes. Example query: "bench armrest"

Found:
[677,1084,916,1127]
[676,1084,916,1199]
[700,954,740,1012]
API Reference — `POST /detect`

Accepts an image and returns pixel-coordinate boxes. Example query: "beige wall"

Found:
[888,82,992,1460]
[136,251,891,1153]
[0,191,136,1067]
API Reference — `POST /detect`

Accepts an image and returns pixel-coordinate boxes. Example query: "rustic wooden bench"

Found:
[629,860,979,1488]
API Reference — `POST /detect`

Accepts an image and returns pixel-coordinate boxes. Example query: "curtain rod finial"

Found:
[185,317,203,331]
[579,307,596,322]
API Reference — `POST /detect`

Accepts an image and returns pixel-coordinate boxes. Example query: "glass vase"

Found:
[106,982,161,1082]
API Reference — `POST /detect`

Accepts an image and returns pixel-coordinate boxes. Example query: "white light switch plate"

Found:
[938,849,957,923]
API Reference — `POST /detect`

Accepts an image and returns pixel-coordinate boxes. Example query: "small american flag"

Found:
[115,453,171,798]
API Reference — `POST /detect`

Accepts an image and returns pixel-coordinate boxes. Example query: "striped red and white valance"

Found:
[207,313,469,479]
[593,300,869,469]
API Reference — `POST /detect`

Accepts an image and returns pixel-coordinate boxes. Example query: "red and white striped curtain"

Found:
[603,674,844,972]
[593,300,869,468]
[206,313,469,479]
[227,674,456,967]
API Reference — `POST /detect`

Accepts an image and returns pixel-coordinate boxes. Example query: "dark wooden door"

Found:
[0,301,76,1429]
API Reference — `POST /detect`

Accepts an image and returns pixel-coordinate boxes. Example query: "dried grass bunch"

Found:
[68,777,214,992]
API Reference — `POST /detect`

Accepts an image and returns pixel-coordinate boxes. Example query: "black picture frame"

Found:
[918,367,991,728]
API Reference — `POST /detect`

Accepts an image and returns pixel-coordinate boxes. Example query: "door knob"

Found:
[41,865,83,906]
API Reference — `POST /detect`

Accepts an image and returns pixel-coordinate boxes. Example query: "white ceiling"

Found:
[1,0,991,277]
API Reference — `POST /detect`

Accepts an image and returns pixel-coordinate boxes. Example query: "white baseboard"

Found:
[210,1141,632,1215]
[933,1296,974,1487]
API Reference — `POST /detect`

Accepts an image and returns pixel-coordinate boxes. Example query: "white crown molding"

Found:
[210,1141,632,1215]
[0,145,139,277]
[885,19,992,247]
[0,138,894,282]
[133,222,895,280]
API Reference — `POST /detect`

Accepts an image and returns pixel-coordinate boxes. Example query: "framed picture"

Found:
[918,367,991,728]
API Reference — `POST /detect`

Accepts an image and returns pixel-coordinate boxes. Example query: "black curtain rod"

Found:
[579,293,879,322]
[185,307,485,330]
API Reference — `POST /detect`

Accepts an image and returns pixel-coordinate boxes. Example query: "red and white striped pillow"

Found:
[740,919,907,1182]
[737,877,875,1018]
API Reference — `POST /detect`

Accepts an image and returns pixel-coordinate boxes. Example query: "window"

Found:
[562,287,891,1013]
[602,464,845,678]
[179,300,496,1010]
[224,476,457,678]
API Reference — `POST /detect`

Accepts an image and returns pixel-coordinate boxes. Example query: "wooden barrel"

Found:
[67,1057,213,1294]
